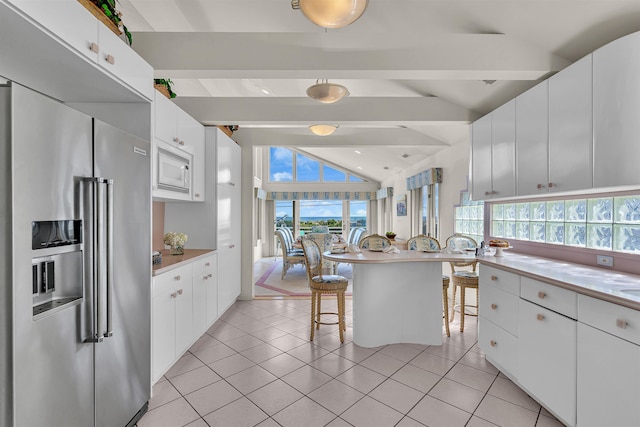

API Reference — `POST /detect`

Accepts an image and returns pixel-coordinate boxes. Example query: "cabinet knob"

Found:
[548,182,554,188]
[537,291,546,299]
[105,54,115,65]
[195,193,201,198]
[203,275,209,280]
[229,244,235,249]
[170,292,177,298]
[490,275,498,281]
[536,183,546,189]
[536,313,545,321]
[174,275,181,281]
[205,262,210,267]
[484,191,490,196]
[179,140,185,146]
[491,303,498,310]
[490,340,497,347]
[616,319,628,329]
[177,288,183,295]
[89,42,99,53]
[208,274,213,278]
[229,181,236,187]
[173,137,180,144]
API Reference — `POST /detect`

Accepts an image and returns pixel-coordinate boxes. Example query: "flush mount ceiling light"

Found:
[291,0,368,29]
[309,124,339,136]
[306,79,349,104]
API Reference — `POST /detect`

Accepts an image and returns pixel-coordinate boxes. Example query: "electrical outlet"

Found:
[597,255,614,267]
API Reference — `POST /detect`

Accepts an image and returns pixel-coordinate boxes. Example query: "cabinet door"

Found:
[178,109,205,201]
[577,323,640,427]
[205,256,218,326]
[152,290,176,382]
[192,274,207,339]
[548,54,593,193]
[11,0,99,63]
[216,129,241,187]
[154,91,177,145]
[217,247,240,314]
[471,114,493,200]
[516,81,549,196]
[97,25,153,101]
[593,32,640,188]
[518,300,576,426]
[491,100,516,198]
[174,278,193,356]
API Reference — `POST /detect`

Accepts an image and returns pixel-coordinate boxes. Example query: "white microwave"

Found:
[156,143,192,194]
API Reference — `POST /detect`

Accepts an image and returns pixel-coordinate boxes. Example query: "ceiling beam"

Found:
[173,96,477,126]
[132,33,570,80]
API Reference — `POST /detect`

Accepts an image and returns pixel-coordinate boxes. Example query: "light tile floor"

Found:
[137,298,565,427]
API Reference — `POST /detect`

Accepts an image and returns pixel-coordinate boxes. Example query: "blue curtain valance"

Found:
[406,168,443,191]
[267,191,376,201]
[376,187,393,199]
[255,188,267,200]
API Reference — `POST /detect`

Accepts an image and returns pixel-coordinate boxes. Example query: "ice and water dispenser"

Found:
[31,220,84,318]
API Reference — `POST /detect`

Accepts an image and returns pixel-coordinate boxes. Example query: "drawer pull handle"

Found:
[548,182,554,188]
[490,340,497,347]
[173,137,180,144]
[195,193,201,198]
[177,289,183,295]
[105,54,115,65]
[170,292,177,298]
[89,42,99,53]
[203,275,209,280]
[174,275,181,281]
[538,291,546,299]
[205,262,210,267]
[208,274,213,278]
[179,140,185,146]
[490,275,498,281]
[491,303,498,310]
[616,319,628,329]
[537,314,545,321]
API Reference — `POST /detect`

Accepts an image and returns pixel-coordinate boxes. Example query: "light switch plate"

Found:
[597,255,614,267]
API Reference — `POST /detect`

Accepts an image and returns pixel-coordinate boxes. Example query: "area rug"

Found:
[254,261,353,297]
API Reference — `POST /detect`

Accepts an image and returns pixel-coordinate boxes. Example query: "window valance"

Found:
[406,168,443,191]
[376,187,394,199]
[267,191,376,201]
[255,188,267,200]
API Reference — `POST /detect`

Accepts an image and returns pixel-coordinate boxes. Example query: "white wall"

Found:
[380,140,470,243]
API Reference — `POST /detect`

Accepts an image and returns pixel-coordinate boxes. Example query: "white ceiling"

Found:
[122,0,640,182]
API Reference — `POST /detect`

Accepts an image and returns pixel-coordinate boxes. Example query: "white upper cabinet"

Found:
[216,129,241,188]
[491,100,516,199]
[516,81,549,196]
[471,100,516,200]
[471,114,492,199]
[548,54,593,193]
[593,32,640,189]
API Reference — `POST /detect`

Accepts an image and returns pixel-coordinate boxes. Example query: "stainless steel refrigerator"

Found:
[0,82,151,426]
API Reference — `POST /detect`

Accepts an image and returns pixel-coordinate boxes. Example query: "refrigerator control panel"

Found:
[31,251,83,320]
[32,220,82,250]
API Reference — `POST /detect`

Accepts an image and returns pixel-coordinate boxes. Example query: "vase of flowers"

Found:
[385,231,397,240]
[164,232,188,255]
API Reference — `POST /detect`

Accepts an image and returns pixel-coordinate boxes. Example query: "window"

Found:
[323,165,346,181]
[349,200,367,229]
[299,200,343,233]
[454,192,484,244]
[349,175,363,182]
[296,153,320,182]
[491,195,640,253]
[269,147,293,182]
[275,200,294,229]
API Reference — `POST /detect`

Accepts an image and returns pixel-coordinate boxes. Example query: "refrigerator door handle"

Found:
[84,177,104,343]
[104,178,114,338]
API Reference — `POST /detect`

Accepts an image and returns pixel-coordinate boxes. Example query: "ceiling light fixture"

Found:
[306,79,349,104]
[291,0,368,29]
[309,124,339,136]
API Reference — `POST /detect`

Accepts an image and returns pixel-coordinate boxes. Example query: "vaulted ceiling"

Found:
[122,0,640,182]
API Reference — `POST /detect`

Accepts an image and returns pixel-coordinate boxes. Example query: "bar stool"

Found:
[301,239,348,343]
[445,234,479,333]
[407,235,451,337]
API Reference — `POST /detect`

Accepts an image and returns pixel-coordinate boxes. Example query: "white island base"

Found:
[351,261,444,348]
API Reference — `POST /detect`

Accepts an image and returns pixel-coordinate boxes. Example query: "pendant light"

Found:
[306,79,349,104]
[309,124,339,136]
[291,0,368,29]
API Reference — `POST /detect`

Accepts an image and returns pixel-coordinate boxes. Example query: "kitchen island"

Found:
[324,250,475,348]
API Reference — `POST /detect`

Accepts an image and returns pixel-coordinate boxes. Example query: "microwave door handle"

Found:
[104,178,114,338]
[184,165,189,187]
[83,177,104,343]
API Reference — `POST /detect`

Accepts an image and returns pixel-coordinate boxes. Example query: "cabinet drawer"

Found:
[479,317,518,376]
[480,265,520,296]
[521,277,577,319]
[153,264,192,297]
[578,294,640,345]
[479,282,519,336]
[192,254,216,277]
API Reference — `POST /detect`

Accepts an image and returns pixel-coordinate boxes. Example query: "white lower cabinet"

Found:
[152,263,193,382]
[518,299,577,426]
[192,254,218,338]
[577,295,640,427]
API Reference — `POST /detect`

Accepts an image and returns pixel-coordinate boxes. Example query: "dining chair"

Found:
[445,233,479,332]
[301,239,348,343]
[305,232,338,274]
[358,233,391,250]
[407,235,451,337]
[274,229,305,279]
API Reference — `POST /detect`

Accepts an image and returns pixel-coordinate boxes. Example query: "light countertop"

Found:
[323,249,476,264]
[479,253,640,310]
[152,249,216,276]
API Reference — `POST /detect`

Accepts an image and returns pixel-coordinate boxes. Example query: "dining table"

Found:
[323,249,476,348]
